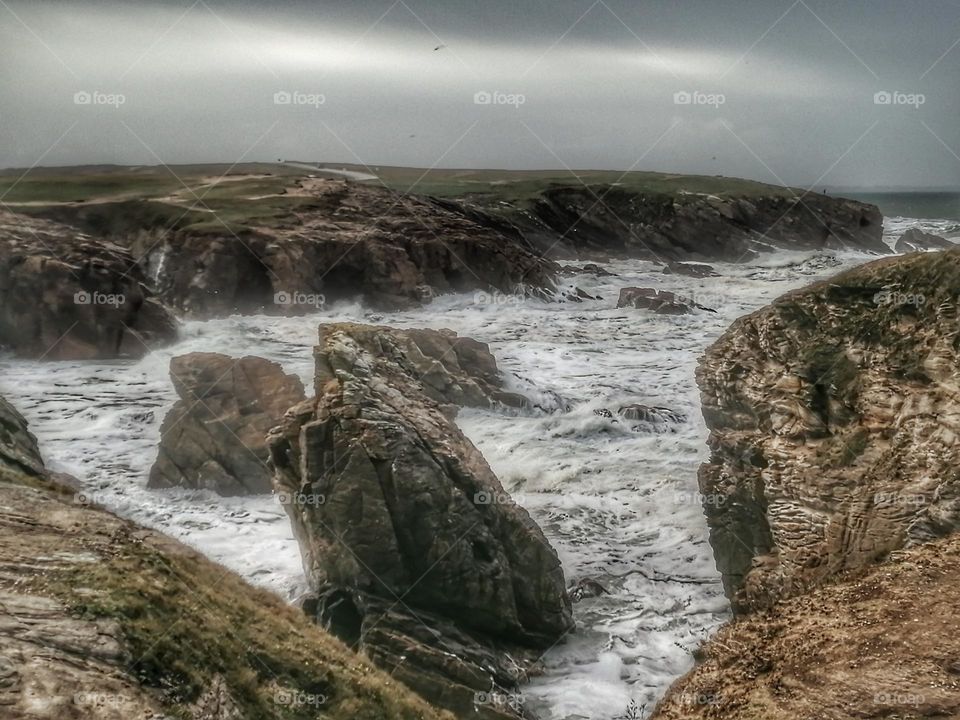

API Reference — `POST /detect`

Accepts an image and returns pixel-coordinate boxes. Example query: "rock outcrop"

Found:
[662,261,718,277]
[520,186,887,261]
[153,180,557,316]
[149,353,305,495]
[0,395,44,475]
[650,533,960,720]
[617,287,715,314]
[268,323,574,720]
[0,210,177,359]
[894,226,954,253]
[0,395,451,720]
[697,249,960,612]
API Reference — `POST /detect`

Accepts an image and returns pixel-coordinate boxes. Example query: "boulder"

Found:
[697,249,960,612]
[149,353,305,495]
[618,404,686,429]
[153,180,557,317]
[617,287,715,314]
[0,210,177,359]
[662,261,718,277]
[268,323,574,719]
[894,226,954,253]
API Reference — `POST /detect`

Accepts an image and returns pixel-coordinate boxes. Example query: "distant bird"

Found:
[433,44,447,51]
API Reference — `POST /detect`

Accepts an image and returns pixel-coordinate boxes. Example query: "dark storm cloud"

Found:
[1,0,959,188]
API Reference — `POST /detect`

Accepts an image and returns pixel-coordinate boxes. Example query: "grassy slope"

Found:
[2,464,451,720]
[0,163,798,234]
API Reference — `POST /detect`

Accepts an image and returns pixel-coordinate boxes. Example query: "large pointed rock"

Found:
[268,323,573,719]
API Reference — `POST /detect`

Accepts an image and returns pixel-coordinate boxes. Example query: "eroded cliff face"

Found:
[520,186,886,261]
[697,249,960,611]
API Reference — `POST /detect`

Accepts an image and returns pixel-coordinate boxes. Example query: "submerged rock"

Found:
[894,226,954,253]
[617,287,715,314]
[149,353,305,495]
[0,210,177,359]
[698,249,960,612]
[662,261,718,277]
[268,323,573,719]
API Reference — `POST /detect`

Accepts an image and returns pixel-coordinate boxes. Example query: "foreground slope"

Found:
[0,397,449,720]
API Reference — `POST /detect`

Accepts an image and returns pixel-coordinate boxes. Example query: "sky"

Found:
[2,0,959,188]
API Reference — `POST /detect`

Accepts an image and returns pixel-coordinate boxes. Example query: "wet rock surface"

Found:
[0,210,177,359]
[697,249,960,611]
[149,352,306,495]
[617,287,715,314]
[268,323,574,720]
[894,226,954,253]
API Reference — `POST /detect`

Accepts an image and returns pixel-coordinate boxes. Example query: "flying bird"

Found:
[433,44,447,51]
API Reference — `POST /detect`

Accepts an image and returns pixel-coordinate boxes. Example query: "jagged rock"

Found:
[154,180,557,316]
[567,578,610,602]
[894,226,954,253]
[0,210,177,359]
[650,534,960,720]
[149,353,305,495]
[523,186,887,261]
[0,396,450,720]
[0,395,44,475]
[697,249,960,612]
[662,261,718,277]
[618,404,687,427]
[617,287,715,314]
[559,263,617,277]
[312,323,527,416]
[268,323,574,720]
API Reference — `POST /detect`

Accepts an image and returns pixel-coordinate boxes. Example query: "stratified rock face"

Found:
[156,180,557,317]
[0,210,177,359]
[527,186,887,261]
[268,323,573,720]
[697,249,960,612]
[149,353,305,495]
[895,226,954,253]
[0,395,44,475]
[650,533,960,720]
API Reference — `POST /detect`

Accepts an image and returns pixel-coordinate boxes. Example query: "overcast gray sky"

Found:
[2,0,959,188]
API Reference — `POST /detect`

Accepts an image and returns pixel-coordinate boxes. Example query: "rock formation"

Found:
[519,186,887,260]
[662,261,718,277]
[894,226,954,253]
[650,533,960,720]
[152,180,557,316]
[268,323,574,720]
[617,287,715,314]
[149,353,306,495]
[0,394,451,720]
[0,210,177,359]
[0,395,44,475]
[697,249,960,611]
